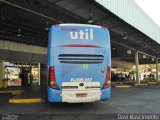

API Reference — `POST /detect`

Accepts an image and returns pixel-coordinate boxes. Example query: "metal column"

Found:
[38,63,41,85]
[0,60,5,87]
[135,50,140,84]
[156,58,159,81]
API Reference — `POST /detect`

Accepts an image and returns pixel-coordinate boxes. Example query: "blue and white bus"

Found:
[47,24,111,103]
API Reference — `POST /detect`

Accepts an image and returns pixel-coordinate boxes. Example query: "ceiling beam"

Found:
[0,0,63,23]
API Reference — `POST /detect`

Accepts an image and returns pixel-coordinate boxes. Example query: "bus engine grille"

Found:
[58,54,104,64]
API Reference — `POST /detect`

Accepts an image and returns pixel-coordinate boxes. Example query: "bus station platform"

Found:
[0,81,160,104]
[0,86,24,95]
[111,80,160,87]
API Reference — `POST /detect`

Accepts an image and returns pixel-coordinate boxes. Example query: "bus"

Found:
[47,24,111,103]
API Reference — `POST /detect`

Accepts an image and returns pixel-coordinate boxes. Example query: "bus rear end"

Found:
[47,24,111,103]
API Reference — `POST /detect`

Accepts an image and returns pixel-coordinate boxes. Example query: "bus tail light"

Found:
[102,66,111,89]
[49,66,59,89]
[55,24,60,27]
[101,26,106,29]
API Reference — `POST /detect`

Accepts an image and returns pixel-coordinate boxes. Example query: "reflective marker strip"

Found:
[83,64,88,69]
[86,64,88,69]
[101,67,104,73]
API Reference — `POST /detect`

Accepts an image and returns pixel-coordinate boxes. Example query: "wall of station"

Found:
[0,40,47,87]
[0,40,47,54]
[0,40,47,63]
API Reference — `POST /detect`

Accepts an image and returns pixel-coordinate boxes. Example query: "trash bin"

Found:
[2,79,8,88]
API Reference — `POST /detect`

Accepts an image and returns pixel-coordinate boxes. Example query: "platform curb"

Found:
[135,83,148,86]
[147,82,157,84]
[113,85,131,88]
[111,82,124,85]
[0,90,24,95]
[8,98,44,103]
[115,85,131,88]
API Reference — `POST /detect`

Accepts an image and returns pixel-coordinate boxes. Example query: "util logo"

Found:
[70,29,93,40]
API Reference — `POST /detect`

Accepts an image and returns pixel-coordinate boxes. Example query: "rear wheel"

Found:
[45,95,49,103]
[45,95,53,105]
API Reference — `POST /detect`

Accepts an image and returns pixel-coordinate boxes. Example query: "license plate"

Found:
[76,93,87,98]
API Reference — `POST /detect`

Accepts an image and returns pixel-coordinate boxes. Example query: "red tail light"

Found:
[49,66,59,89]
[101,26,106,29]
[55,24,60,27]
[49,66,55,81]
[102,66,111,89]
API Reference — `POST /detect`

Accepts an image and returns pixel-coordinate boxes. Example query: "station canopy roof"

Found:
[0,0,160,64]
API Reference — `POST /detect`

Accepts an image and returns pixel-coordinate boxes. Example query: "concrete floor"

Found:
[0,86,160,120]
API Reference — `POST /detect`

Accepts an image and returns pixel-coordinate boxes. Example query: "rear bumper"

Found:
[47,87,111,103]
[62,90,101,103]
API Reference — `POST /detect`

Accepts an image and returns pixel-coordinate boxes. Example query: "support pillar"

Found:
[0,60,5,87]
[135,50,140,84]
[38,63,41,85]
[156,58,159,81]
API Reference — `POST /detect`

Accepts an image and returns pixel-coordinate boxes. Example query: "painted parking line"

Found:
[0,90,24,95]
[9,98,44,103]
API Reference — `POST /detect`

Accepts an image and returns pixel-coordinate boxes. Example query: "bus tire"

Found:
[45,96,52,105]
[45,95,49,103]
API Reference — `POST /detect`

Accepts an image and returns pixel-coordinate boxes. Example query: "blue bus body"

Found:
[47,24,111,103]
